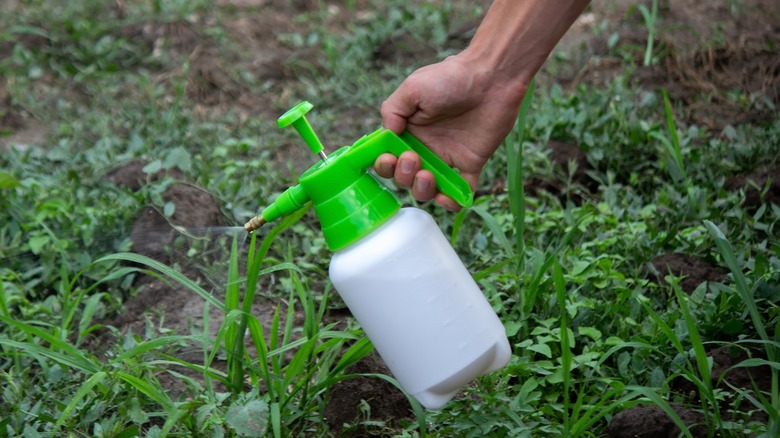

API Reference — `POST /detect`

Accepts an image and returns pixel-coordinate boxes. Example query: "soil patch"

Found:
[671,346,773,425]
[105,159,185,192]
[102,161,229,331]
[558,0,780,130]
[324,354,413,434]
[605,403,707,438]
[0,80,50,151]
[649,253,729,295]
[100,160,415,433]
[725,162,780,209]
[0,82,25,134]
[116,20,204,61]
[518,140,596,204]
[126,184,227,267]
[98,161,293,397]
[116,20,251,112]
[651,0,779,130]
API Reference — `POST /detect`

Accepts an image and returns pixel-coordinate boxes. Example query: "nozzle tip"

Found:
[244,215,266,232]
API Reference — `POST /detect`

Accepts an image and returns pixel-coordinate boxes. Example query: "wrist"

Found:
[451,49,530,107]
[457,0,590,100]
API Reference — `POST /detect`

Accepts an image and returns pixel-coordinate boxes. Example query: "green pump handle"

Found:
[245,102,474,248]
[344,129,473,209]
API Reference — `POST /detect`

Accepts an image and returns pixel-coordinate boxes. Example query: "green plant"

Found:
[705,220,780,433]
[653,90,687,183]
[636,0,660,66]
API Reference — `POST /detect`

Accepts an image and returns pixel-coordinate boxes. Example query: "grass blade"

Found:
[553,257,572,435]
[506,77,535,263]
[115,335,199,363]
[704,220,768,341]
[470,205,514,256]
[95,253,227,312]
[118,372,174,412]
[673,282,718,425]
[0,315,99,373]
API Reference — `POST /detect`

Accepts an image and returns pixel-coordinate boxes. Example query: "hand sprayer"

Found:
[245,102,511,409]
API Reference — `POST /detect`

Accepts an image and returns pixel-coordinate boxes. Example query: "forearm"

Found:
[459,0,591,98]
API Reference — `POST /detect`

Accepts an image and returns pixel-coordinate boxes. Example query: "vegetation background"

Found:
[1,0,779,436]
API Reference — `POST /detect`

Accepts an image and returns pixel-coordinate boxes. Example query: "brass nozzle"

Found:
[244,215,266,232]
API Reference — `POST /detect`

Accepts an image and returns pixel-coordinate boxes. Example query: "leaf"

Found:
[115,426,141,438]
[143,160,162,174]
[0,172,20,188]
[704,220,768,341]
[128,397,149,424]
[0,315,100,373]
[225,399,269,436]
[28,235,49,254]
[118,372,174,412]
[469,205,514,256]
[164,146,192,172]
[578,326,602,342]
[528,343,552,359]
[731,358,780,371]
[23,424,43,438]
[505,321,522,337]
[163,201,175,217]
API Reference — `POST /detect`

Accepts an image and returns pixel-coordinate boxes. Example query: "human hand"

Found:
[375,53,528,210]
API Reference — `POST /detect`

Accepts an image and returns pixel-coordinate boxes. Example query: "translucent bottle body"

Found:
[329,207,511,409]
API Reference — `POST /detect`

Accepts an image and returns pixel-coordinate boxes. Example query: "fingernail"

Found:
[399,158,414,174]
[415,177,431,192]
[378,161,393,176]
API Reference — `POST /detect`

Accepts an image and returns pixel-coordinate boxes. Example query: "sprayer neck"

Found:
[300,144,400,251]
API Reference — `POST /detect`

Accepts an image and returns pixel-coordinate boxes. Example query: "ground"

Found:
[2,0,779,434]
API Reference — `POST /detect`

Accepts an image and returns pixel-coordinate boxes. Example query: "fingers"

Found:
[374,152,458,209]
[411,170,436,203]
[434,193,462,212]
[394,151,420,189]
[374,153,397,179]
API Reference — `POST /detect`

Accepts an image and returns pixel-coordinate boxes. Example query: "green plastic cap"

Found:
[272,102,473,251]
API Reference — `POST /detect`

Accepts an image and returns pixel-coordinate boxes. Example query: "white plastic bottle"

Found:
[246,102,512,409]
[330,208,511,409]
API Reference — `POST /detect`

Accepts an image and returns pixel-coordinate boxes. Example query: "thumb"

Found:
[380,81,419,135]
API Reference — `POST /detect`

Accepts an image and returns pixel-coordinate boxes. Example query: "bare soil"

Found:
[324,354,413,433]
[671,346,774,425]
[557,0,780,131]
[649,253,729,295]
[523,140,597,205]
[725,162,780,209]
[606,403,707,438]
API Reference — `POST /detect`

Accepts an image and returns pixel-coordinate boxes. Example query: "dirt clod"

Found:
[325,354,412,433]
[649,253,729,295]
[605,403,707,438]
[725,162,780,209]
[671,346,772,424]
[521,140,595,204]
[105,159,185,192]
[0,83,25,133]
